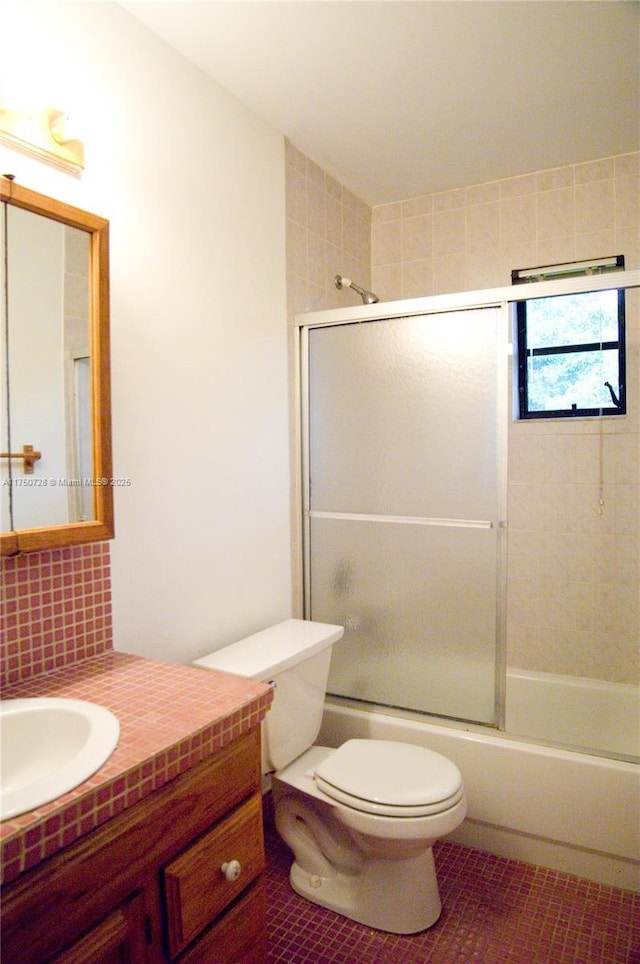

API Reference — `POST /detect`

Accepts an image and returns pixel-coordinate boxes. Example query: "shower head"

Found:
[335,274,379,305]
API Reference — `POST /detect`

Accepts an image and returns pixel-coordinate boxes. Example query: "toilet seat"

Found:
[314,739,464,817]
[314,777,465,817]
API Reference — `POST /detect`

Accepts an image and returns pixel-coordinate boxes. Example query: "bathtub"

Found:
[505,668,639,759]
[319,699,640,892]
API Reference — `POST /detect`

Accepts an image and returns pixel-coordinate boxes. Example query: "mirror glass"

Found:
[1,179,113,554]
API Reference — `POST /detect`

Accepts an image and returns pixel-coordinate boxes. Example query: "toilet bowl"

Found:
[193,619,467,933]
[272,741,466,932]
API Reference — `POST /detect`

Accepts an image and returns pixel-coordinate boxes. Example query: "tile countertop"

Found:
[0,651,273,885]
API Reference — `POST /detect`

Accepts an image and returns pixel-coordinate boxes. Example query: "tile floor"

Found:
[263,810,639,963]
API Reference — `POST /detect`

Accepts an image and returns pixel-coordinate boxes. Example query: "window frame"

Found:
[513,257,626,420]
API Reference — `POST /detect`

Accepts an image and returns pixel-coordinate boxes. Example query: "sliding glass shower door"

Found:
[303,308,506,726]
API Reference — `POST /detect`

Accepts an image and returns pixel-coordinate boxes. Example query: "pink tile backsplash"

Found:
[1,542,112,688]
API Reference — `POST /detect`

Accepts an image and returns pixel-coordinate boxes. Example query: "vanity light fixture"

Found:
[0,105,84,173]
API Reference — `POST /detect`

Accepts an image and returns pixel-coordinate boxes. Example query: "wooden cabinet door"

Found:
[177,880,266,964]
[51,891,148,964]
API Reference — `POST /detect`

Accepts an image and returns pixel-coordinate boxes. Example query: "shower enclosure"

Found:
[302,306,508,727]
[299,272,638,763]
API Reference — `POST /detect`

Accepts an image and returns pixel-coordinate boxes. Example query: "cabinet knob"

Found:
[221,860,242,882]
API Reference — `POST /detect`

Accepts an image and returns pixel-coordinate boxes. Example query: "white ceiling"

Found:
[122,1,639,205]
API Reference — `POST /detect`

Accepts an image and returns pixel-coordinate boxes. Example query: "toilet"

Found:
[193,619,467,934]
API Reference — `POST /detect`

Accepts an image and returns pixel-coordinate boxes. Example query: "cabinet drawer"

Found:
[164,793,265,958]
[177,880,266,964]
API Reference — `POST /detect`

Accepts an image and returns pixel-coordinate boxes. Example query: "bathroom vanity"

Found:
[0,653,273,963]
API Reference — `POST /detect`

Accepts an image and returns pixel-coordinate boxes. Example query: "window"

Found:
[513,257,625,419]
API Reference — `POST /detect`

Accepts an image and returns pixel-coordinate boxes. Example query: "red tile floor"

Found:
[263,807,639,963]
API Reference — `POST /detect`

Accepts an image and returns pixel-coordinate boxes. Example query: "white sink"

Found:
[0,697,120,820]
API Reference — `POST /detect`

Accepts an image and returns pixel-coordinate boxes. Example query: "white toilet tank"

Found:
[193,619,344,772]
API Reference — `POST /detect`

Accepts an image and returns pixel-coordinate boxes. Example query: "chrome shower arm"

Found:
[335,274,379,305]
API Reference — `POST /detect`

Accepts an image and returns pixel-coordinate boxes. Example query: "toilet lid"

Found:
[314,739,463,816]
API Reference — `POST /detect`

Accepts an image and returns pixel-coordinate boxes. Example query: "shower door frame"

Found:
[299,302,511,730]
[294,269,638,734]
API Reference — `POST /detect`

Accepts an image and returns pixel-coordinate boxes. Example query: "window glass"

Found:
[526,345,621,413]
[515,263,625,419]
[526,290,620,349]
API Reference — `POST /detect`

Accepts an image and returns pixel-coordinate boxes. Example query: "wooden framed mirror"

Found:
[1,178,113,555]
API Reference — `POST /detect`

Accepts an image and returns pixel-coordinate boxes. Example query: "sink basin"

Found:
[0,697,120,820]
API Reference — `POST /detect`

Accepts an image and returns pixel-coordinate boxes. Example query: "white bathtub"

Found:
[319,700,640,891]
[505,668,639,758]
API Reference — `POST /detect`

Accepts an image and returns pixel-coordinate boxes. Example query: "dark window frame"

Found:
[513,257,626,420]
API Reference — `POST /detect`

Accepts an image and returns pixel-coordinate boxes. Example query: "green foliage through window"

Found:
[514,265,626,419]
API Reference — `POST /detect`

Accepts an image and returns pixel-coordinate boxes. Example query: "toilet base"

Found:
[288,847,442,934]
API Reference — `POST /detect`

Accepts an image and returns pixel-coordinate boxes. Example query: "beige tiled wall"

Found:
[371,153,639,299]
[507,420,639,683]
[287,147,639,685]
[285,140,372,320]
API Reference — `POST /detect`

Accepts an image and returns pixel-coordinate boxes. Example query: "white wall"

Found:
[1,2,291,661]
